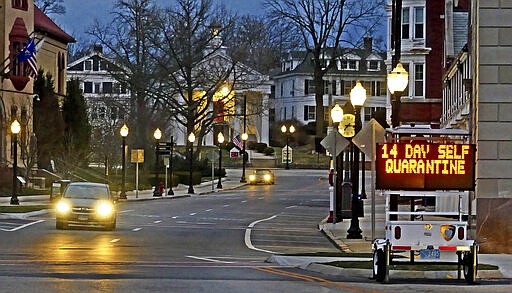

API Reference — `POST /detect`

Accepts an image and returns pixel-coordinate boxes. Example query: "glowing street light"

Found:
[119,124,129,199]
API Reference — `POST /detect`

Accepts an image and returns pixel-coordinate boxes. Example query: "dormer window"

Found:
[368,60,380,71]
[341,60,358,70]
[12,0,28,10]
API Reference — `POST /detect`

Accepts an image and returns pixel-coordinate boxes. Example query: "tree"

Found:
[62,79,92,167]
[33,70,65,171]
[265,0,385,139]
[89,0,162,153]
[34,0,65,15]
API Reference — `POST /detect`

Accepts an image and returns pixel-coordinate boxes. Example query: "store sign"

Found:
[376,143,476,190]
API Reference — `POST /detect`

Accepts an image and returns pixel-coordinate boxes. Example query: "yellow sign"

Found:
[376,143,476,190]
[131,149,144,163]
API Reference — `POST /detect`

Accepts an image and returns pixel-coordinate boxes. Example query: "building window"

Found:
[368,60,380,71]
[291,80,295,96]
[280,82,284,97]
[402,63,410,96]
[323,80,337,95]
[94,82,101,94]
[343,80,356,96]
[103,82,113,93]
[12,0,28,10]
[341,60,358,70]
[414,64,424,96]
[305,79,315,95]
[414,7,424,39]
[304,105,315,121]
[364,107,386,122]
[84,60,92,71]
[83,82,93,93]
[291,106,296,118]
[402,7,410,39]
[93,59,100,71]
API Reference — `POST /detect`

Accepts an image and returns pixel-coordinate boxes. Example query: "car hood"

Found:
[61,198,111,207]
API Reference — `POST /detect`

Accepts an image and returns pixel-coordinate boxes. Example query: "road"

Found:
[0,169,510,292]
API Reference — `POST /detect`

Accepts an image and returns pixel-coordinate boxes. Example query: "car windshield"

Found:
[64,185,108,199]
[255,170,271,174]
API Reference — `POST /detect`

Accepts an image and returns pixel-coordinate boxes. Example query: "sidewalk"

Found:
[317,192,512,280]
[0,168,247,218]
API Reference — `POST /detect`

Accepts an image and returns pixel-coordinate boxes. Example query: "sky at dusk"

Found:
[52,0,265,44]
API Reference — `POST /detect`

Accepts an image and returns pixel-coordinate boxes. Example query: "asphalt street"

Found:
[0,169,510,292]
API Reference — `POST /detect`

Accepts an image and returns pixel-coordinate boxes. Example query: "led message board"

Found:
[376,143,476,190]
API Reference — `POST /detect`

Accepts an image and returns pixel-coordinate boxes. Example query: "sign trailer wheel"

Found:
[373,249,387,282]
[463,244,478,284]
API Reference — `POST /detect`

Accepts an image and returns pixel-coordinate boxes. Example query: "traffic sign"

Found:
[156,141,174,155]
[352,118,386,159]
[320,128,350,157]
[131,149,144,163]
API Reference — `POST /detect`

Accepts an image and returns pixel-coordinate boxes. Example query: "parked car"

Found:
[248,169,275,185]
[55,182,118,230]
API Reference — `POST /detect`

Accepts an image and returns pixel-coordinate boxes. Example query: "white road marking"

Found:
[205,209,213,212]
[1,220,45,232]
[110,238,120,243]
[119,210,134,213]
[153,220,162,224]
[223,204,230,207]
[177,221,187,224]
[285,205,298,209]
[241,200,247,203]
[172,216,179,219]
[245,215,278,254]
[258,197,264,200]
[186,256,234,264]
[189,213,197,216]
[132,228,142,232]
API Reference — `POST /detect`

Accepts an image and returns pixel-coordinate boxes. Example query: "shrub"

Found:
[263,147,275,156]
[255,142,268,152]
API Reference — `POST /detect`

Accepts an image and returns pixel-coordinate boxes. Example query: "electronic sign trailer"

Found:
[372,128,478,284]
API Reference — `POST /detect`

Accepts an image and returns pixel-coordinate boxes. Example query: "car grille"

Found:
[72,207,94,214]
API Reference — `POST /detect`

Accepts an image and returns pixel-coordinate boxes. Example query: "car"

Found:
[55,182,118,230]
[248,169,275,185]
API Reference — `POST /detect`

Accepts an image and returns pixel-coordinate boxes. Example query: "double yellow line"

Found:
[254,267,382,293]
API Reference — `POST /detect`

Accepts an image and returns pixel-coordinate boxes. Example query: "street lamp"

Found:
[347,81,366,239]
[388,62,409,128]
[10,119,21,205]
[119,124,129,199]
[280,124,295,169]
[153,128,162,197]
[217,132,224,189]
[188,132,195,194]
[240,132,248,183]
[329,104,344,223]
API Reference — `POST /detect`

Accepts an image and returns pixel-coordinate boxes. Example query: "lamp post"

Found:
[153,128,162,197]
[240,94,248,183]
[168,136,174,195]
[188,132,195,194]
[347,81,366,239]
[217,132,224,189]
[10,120,21,205]
[119,124,129,199]
[240,132,248,183]
[280,124,295,169]
[329,105,344,223]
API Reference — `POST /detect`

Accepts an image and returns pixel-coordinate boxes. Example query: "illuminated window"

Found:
[303,105,315,121]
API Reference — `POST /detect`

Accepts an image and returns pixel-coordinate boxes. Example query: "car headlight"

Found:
[56,201,71,214]
[249,174,256,181]
[97,202,114,216]
[264,174,272,181]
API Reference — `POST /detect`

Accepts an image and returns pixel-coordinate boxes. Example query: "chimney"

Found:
[364,37,373,52]
[93,44,103,54]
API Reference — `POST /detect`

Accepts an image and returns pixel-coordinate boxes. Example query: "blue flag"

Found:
[17,38,35,62]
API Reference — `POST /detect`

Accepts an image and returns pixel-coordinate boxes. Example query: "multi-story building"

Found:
[272,38,387,128]
[0,1,74,183]
[387,0,443,127]
[67,45,130,128]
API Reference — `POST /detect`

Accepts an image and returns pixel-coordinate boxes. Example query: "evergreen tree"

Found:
[33,70,65,171]
[62,79,92,167]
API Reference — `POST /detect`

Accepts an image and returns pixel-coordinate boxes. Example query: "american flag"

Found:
[17,37,44,79]
[232,134,244,150]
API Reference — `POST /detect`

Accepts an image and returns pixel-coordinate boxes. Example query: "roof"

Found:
[34,6,76,43]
